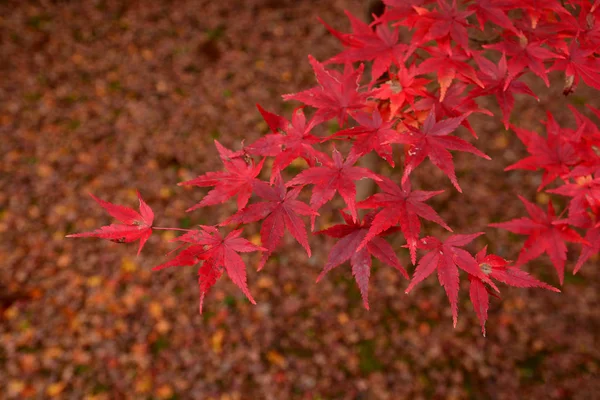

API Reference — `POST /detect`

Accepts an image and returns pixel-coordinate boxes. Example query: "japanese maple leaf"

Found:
[320,11,408,82]
[357,176,451,264]
[221,175,318,270]
[556,4,600,49]
[411,0,474,54]
[470,53,538,129]
[413,82,493,138]
[153,226,265,313]
[484,33,557,90]
[415,45,484,102]
[504,0,565,29]
[67,191,153,256]
[505,113,579,190]
[379,0,427,24]
[405,233,498,327]
[469,246,559,336]
[246,106,326,179]
[548,174,600,227]
[574,227,600,274]
[315,212,408,309]
[286,148,381,226]
[332,109,399,166]
[387,107,491,192]
[489,196,586,284]
[180,140,264,211]
[373,65,430,117]
[550,40,600,94]
[282,56,374,126]
[467,0,516,32]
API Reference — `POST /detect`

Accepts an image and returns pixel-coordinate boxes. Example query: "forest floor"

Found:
[0,1,599,399]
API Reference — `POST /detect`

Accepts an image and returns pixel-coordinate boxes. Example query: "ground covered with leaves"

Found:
[0,1,599,399]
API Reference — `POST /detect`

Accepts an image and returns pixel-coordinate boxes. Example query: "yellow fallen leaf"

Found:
[212,329,225,354]
[149,301,163,318]
[266,350,286,368]
[86,276,102,288]
[121,257,138,273]
[46,382,66,397]
[135,375,152,394]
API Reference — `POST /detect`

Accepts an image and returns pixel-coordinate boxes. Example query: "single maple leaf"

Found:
[67,191,153,256]
[180,140,264,211]
[387,107,490,192]
[357,176,450,264]
[246,106,326,179]
[321,11,408,82]
[550,40,600,94]
[283,56,374,126]
[548,174,600,227]
[153,226,265,313]
[379,0,427,24]
[413,82,493,138]
[315,212,408,309]
[415,0,474,54]
[332,109,399,166]
[489,196,586,284]
[286,147,381,226]
[415,45,484,102]
[555,4,600,49]
[470,53,538,129]
[469,246,559,336]
[505,113,579,190]
[405,233,498,327]
[373,65,430,117]
[220,175,318,270]
[467,0,516,32]
[484,33,557,90]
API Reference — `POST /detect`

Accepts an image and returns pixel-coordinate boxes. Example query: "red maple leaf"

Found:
[387,107,491,192]
[405,233,498,327]
[320,11,408,82]
[282,56,374,126]
[372,65,430,117]
[489,196,586,284]
[246,106,326,179]
[551,40,600,94]
[357,176,450,264]
[548,174,600,227]
[504,0,566,29]
[484,33,557,90]
[153,226,265,313]
[332,109,400,166]
[180,141,264,211]
[404,0,474,55]
[315,212,408,309]
[67,191,154,256]
[469,246,559,336]
[221,175,318,270]
[286,147,381,226]
[413,82,493,138]
[470,53,538,129]
[415,44,484,102]
[467,0,516,32]
[505,113,579,190]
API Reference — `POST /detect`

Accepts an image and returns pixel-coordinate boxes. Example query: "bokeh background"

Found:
[1,1,599,399]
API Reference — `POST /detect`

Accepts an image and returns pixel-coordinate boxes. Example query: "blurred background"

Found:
[0,0,598,399]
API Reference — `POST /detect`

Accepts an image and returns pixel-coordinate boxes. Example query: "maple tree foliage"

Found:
[69,0,600,334]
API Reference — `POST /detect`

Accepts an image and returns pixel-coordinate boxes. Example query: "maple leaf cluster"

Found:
[69,0,600,335]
